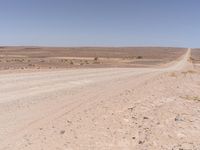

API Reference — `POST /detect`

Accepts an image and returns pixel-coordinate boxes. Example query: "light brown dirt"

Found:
[0,49,200,150]
[191,49,200,69]
[0,47,186,70]
[191,49,200,62]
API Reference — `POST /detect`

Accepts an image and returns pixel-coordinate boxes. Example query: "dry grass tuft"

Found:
[182,70,197,75]
[70,61,74,65]
[180,95,200,102]
[189,57,195,61]
[136,56,143,59]
[94,57,99,61]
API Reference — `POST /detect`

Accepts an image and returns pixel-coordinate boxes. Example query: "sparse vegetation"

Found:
[180,95,200,102]
[137,56,143,59]
[182,70,197,75]
[126,56,136,59]
[70,61,74,65]
[0,47,189,70]
[190,57,195,61]
[85,60,89,64]
[94,56,99,61]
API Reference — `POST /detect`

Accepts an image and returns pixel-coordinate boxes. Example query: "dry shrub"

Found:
[94,57,98,61]
[137,56,143,59]
[182,70,197,75]
[70,61,74,65]
[85,60,89,64]
[181,95,200,102]
[190,57,195,61]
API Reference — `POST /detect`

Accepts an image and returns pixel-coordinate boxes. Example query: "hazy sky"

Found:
[0,0,200,47]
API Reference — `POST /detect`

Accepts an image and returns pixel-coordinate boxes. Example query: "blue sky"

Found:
[0,0,200,47]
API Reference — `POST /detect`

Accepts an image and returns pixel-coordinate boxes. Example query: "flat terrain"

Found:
[0,48,200,150]
[191,49,200,61]
[191,48,200,65]
[0,47,186,70]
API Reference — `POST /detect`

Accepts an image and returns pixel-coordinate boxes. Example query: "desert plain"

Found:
[0,47,200,150]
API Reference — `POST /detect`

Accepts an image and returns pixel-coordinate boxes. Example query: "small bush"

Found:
[182,70,197,75]
[190,57,194,61]
[70,61,74,65]
[181,95,200,102]
[137,56,143,59]
[94,57,98,61]
[85,60,89,64]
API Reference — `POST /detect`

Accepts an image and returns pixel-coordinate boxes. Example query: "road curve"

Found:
[0,49,194,150]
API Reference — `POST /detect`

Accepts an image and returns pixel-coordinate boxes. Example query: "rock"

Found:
[138,140,145,144]
[128,107,134,111]
[60,130,65,135]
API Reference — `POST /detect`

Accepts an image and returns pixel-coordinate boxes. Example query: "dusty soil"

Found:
[191,49,200,68]
[0,49,200,150]
[191,49,200,61]
[0,47,186,70]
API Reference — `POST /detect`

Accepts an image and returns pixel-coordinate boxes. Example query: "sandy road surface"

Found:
[0,49,200,150]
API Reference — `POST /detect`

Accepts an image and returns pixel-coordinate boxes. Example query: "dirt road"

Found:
[0,49,200,150]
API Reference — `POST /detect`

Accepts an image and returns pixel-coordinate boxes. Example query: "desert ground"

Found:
[0,47,200,150]
[0,47,186,70]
